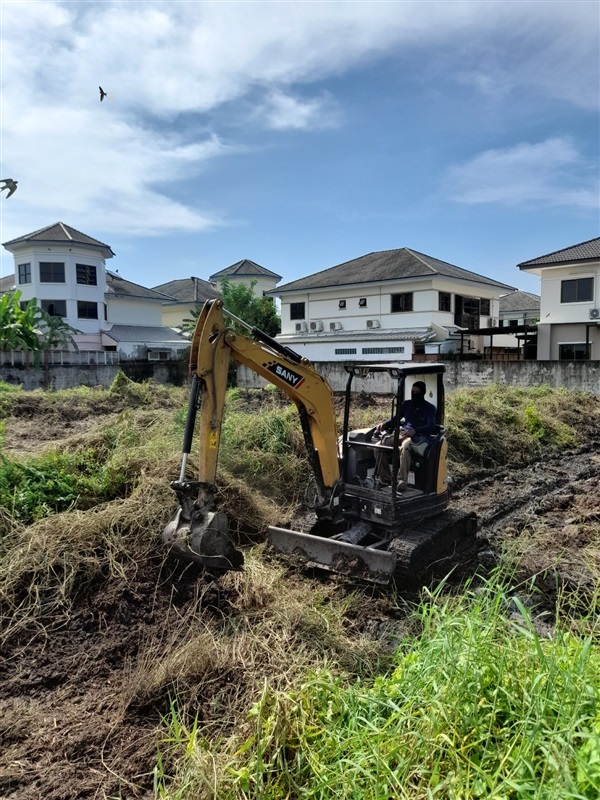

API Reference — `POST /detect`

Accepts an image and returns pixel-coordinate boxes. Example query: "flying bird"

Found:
[0,179,18,198]
[99,86,107,102]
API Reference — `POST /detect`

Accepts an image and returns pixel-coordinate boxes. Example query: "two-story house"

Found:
[518,237,600,360]
[1,222,188,361]
[269,247,515,361]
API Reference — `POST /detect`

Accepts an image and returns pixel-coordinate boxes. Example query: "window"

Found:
[39,262,65,283]
[76,263,97,286]
[559,343,588,361]
[77,300,98,319]
[362,346,405,354]
[290,302,305,320]
[41,300,67,317]
[335,348,357,355]
[18,263,31,284]
[148,350,170,361]
[338,300,347,309]
[480,299,490,316]
[358,298,367,308]
[19,301,28,311]
[104,303,108,321]
[438,292,451,312]
[391,293,413,313]
[509,319,518,327]
[561,278,593,303]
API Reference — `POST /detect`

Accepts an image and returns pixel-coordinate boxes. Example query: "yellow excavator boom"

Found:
[162,299,343,569]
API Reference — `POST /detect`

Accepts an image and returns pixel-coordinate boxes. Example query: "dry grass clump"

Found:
[122,550,385,734]
[0,474,176,638]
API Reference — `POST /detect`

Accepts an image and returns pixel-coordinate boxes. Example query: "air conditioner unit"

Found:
[366,319,380,329]
[589,308,600,320]
[295,321,308,332]
[310,320,324,332]
[329,321,343,331]
[490,318,498,327]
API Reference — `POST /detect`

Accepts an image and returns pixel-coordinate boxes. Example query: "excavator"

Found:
[162,299,477,584]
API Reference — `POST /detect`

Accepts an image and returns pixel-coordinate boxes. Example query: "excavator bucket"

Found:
[163,505,244,570]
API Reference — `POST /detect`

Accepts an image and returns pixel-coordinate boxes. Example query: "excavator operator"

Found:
[375,381,437,488]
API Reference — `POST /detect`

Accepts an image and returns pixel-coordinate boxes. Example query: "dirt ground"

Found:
[0,401,599,800]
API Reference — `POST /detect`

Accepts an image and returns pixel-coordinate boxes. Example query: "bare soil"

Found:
[1,396,599,800]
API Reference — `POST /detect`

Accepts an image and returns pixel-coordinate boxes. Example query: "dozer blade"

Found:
[163,508,244,570]
[267,526,396,584]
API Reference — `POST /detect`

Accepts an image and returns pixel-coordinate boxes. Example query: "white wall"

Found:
[108,297,164,325]
[279,277,503,336]
[12,243,107,333]
[538,265,600,323]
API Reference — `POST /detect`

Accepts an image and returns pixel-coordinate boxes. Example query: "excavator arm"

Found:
[162,299,343,569]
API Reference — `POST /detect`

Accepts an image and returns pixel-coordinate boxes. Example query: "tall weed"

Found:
[215,576,600,800]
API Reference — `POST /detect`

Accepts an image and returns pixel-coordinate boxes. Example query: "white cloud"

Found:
[259,91,339,131]
[0,0,597,238]
[446,137,599,209]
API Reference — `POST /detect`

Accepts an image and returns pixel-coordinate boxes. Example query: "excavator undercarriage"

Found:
[163,300,477,584]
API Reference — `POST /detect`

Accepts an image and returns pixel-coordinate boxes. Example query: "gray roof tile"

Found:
[152,277,221,303]
[277,327,436,343]
[106,271,174,301]
[210,259,281,281]
[0,274,16,293]
[499,290,540,313]
[273,248,514,293]
[518,237,600,268]
[103,325,188,344]
[3,222,115,258]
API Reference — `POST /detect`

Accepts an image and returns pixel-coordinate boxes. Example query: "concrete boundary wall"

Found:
[238,360,600,396]
[0,361,187,390]
[1,360,598,395]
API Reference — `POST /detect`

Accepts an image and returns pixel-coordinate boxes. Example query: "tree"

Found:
[180,279,281,339]
[219,278,280,337]
[0,291,43,356]
[0,291,78,365]
[38,311,79,363]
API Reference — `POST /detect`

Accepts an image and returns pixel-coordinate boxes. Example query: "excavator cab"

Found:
[267,363,474,584]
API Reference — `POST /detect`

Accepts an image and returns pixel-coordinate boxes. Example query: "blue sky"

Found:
[0,0,598,295]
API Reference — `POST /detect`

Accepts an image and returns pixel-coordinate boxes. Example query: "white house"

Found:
[269,247,515,361]
[209,259,281,297]
[518,237,600,360]
[1,222,188,361]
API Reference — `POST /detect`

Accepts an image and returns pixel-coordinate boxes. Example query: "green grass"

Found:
[155,575,600,800]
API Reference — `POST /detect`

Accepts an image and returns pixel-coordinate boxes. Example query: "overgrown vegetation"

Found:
[156,576,600,799]
[0,380,598,799]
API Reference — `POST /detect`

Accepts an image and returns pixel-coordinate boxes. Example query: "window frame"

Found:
[41,299,67,318]
[560,277,594,304]
[390,292,413,313]
[558,343,589,361]
[76,263,98,286]
[39,262,66,283]
[338,299,347,310]
[77,300,98,320]
[18,263,32,285]
[290,302,305,321]
[438,291,451,312]
[358,298,367,308]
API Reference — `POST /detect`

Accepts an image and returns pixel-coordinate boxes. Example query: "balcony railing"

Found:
[1,350,120,367]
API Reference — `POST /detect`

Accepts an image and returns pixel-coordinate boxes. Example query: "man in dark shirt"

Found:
[375,381,436,487]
